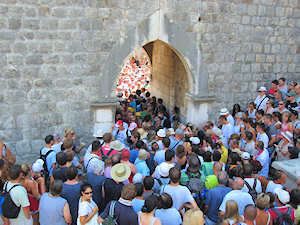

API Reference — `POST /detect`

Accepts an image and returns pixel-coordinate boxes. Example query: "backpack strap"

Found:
[256,96,268,110]
[109,201,116,218]
[253,178,257,190]
[244,179,253,192]
[106,149,114,157]
[8,184,20,192]
[86,157,99,170]
[155,178,162,186]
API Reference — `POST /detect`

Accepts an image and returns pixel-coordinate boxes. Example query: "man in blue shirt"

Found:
[205,171,232,225]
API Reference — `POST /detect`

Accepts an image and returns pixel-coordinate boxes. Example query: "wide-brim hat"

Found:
[220,108,229,116]
[111,163,131,182]
[190,137,200,145]
[157,129,166,138]
[110,140,124,151]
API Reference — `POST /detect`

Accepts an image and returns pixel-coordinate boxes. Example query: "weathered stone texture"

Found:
[0,0,299,162]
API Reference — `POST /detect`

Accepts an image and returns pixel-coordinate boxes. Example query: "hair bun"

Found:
[141,205,148,213]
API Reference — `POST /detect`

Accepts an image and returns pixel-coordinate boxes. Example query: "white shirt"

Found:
[257,132,269,149]
[254,95,269,111]
[256,149,269,177]
[227,114,235,126]
[265,181,283,194]
[221,123,234,148]
[161,185,194,210]
[241,177,262,194]
[77,198,98,225]
[219,190,254,215]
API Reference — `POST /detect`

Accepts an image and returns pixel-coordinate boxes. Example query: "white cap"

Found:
[32,159,44,173]
[190,137,200,145]
[157,162,174,177]
[167,128,175,135]
[241,152,250,160]
[157,129,166,138]
[274,188,290,204]
[128,122,137,131]
[258,86,267,92]
[220,108,229,116]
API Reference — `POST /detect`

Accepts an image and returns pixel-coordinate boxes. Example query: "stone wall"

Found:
[0,0,299,161]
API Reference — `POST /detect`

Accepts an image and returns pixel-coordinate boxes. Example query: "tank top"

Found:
[138,212,157,225]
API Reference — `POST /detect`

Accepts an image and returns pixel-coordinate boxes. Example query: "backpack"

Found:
[102,201,118,225]
[1,183,21,219]
[100,148,114,162]
[244,178,257,201]
[187,173,203,195]
[273,207,294,225]
[39,148,54,189]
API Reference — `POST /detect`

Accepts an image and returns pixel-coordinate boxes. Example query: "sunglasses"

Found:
[84,191,93,195]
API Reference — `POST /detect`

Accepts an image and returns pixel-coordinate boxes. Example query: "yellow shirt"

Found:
[220,145,228,164]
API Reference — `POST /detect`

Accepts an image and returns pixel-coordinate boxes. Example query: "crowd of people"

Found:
[0,77,300,225]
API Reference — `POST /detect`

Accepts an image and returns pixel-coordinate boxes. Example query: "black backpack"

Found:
[100,148,114,162]
[2,183,21,218]
[273,207,294,225]
[40,148,54,189]
[244,178,257,201]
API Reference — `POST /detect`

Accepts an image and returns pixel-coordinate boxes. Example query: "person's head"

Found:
[218,115,227,125]
[66,166,78,181]
[278,77,286,86]
[65,150,74,163]
[224,200,239,220]
[165,150,175,162]
[278,100,285,110]
[121,183,136,201]
[50,180,63,196]
[228,152,240,165]
[80,183,93,201]
[255,110,264,121]
[45,135,54,146]
[244,131,253,142]
[91,140,101,153]
[103,133,112,144]
[111,154,121,166]
[151,142,159,152]
[162,137,170,149]
[217,171,229,186]
[272,170,287,184]
[282,111,291,123]
[256,122,265,133]
[62,139,73,151]
[56,151,67,166]
[274,188,290,206]
[258,86,267,97]
[142,194,158,213]
[130,131,140,143]
[244,205,257,222]
[290,189,300,209]
[9,164,24,181]
[169,167,181,184]
[203,151,212,162]
[134,183,144,197]
[271,79,279,88]
[64,128,76,140]
[256,193,271,210]
[248,102,255,110]
[243,163,253,177]
[176,145,187,165]
[233,177,244,190]
[212,150,221,162]
[175,128,184,140]
[143,176,154,191]
[159,193,173,209]
[135,140,145,150]
[183,208,204,225]
[263,113,273,125]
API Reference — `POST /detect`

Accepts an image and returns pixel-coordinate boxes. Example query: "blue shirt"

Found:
[154,150,165,165]
[129,149,139,163]
[87,173,106,212]
[205,185,232,222]
[131,198,145,213]
[40,147,56,175]
[61,183,81,225]
[155,208,182,225]
[134,159,150,176]
[169,136,183,151]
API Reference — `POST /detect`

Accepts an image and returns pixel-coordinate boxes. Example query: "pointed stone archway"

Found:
[92,10,215,129]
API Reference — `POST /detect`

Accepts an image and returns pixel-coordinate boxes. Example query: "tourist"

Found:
[241,164,262,196]
[169,128,184,151]
[40,135,56,179]
[135,149,150,177]
[221,200,244,225]
[77,183,99,225]
[205,171,232,225]
[61,167,81,225]
[4,164,32,225]
[255,193,272,225]
[51,151,69,183]
[278,77,288,96]
[112,120,131,145]
[132,183,145,213]
[138,195,161,225]
[246,102,257,122]
[0,140,16,166]
[121,148,137,182]
[275,131,294,160]
[153,150,175,180]
[243,205,257,225]
[183,208,205,225]
[254,86,269,111]
[255,141,269,178]
[155,193,182,225]
[219,178,254,216]
[100,184,138,225]
[220,108,235,126]
[219,115,234,148]
[143,176,155,199]
[154,137,170,165]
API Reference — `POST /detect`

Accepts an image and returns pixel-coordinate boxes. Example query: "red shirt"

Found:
[268,206,295,222]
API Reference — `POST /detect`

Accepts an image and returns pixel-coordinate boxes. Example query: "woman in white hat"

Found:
[275,131,294,161]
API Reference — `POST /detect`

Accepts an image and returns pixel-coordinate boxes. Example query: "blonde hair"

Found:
[256,193,270,210]
[224,200,240,223]
[64,128,75,138]
[183,209,204,225]
[21,164,31,176]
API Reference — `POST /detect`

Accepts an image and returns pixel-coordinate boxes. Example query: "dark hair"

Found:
[228,164,243,179]
[80,183,92,196]
[245,131,253,141]
[243,163,253,177]
[162,137,170,148]
[65,150,74,162]
[136,140,145,149]
[45,135,54,144]
[229,152,241,165]
[143,176,154,190]
[8,164,22,180]
[256,122,265,131]
[212,151,221,161]
[290,189,300,208]
[203,151,212,162]
[145,92,151,98]
[134,183,144,197]
[50,180,63,196]
[169,167,181,183]
[142,195,158,213]
[165,150,175,162]
[56,152,67,166]
[250,159,262,174]
[279,77,286,82]
[159,193,173,209]
[92,140,101,152]
[121,184,136,200]
[66,166,78,180]
[272,79,279,85]
[272,111,282,122]
[256,109,265,116]
[176,145,186,159]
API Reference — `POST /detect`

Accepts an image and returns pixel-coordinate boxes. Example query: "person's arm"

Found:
[38,177,46,194]
[63,202,72,225]
[23,206,31,219]
[30,180,40,200]
[79,206,98,225]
